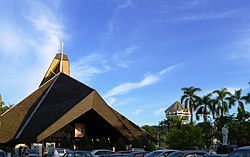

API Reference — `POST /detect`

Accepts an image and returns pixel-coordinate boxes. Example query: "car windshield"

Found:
[167,152,184,157]
[227,149,250,157]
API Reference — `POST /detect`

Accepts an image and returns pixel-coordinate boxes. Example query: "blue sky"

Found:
[1,0,250,126]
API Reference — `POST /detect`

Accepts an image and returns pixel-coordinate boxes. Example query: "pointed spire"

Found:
[0,94,2,114]
[60,42,64,72]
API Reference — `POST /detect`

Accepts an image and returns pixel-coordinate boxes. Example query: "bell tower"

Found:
[39,43,70,87]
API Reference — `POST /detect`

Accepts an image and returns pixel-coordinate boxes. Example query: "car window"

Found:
[159,152,171,157]
[186,154,195,157]
[196,153,207,157]
[145,151,163,157]
[168,152,184,157]
[96,151,111,155]
[0,152,6,157]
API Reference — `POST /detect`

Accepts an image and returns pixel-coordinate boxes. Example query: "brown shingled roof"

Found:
[0,73,155,144]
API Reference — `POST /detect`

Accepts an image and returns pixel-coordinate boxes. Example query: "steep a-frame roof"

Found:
[0,73,155,144]
[0,75,56,143]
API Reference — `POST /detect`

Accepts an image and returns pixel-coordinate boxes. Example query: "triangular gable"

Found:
[37,91,95,142]
[0,76,55,143]
[91,92,155,142]
[17,73,94,143]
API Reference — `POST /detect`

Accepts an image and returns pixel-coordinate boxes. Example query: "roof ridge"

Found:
[15,74,60,139]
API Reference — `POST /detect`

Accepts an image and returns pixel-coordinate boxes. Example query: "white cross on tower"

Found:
[60,42,64,72]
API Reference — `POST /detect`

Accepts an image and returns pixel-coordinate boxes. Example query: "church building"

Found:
[0,48,155,151]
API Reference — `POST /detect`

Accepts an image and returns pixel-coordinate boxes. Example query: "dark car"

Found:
[114,151,148,157]
[23,149,39,157]
[63,150,93,157]
[0,150,6,157]
[144,149,177,157]
[226,146,250,157]
[167,150,208,157]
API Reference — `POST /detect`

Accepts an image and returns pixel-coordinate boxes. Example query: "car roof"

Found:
[172,150,208,155]
[238,146,250,150]
[153,149,177,152]
[91,149,112,152]
[73,150,91,153]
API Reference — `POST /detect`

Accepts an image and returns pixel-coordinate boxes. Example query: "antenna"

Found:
[60,42,64,72]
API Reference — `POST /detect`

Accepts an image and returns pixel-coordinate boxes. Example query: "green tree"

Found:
[196,122,213,149]
[195,93,214,123]
[114,137,126,151]
[97,137,109,149]
[181,86,201,124]
[159,117,181,132]
[145,140,156,151]
[132,139,142,148]
[63,133,73,149]
[141,125,159,139]
[228,111,250,146]
[168,124,204,149]
[228,89,249,113]
[79,136,91,150]
[213,88,231,118]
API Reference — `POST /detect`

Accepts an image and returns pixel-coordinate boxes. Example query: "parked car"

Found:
[48,148,72,157]
[23,149,39,157]
[206,154,228,157]
[226,146,250,157]
[144,149,177,157]
[91,149,113,157]
[62,150,93,157]
[0,150,6,157]
[167,150,208,157]
[113,151,148,157]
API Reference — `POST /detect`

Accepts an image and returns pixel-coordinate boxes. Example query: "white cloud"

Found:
[113,45,138,68]
[71,53,111,83]
[104,75,159,98]
[159,65,176,75]
[154,107,166,115]
[177,10,238,21]
[0,1,64,104]
[118,0,133,9]
[132,109,143,115]
[104,64,178,98]
[229,37,250,60]
[106,97,117,106]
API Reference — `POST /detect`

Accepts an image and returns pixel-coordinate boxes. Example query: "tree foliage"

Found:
[62,133,73,149]
[213,88,231,118]
[97,137,109,149]
[145,140,156,151]
[168,124,204,150]
[79,136,91,150]
[141,125,159,139]
[181,86,201,124]
[132,139,142,148]
[114,137,126,151]
[227,111,250,146]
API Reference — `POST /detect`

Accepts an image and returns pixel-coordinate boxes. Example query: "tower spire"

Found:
[60,42,64,72]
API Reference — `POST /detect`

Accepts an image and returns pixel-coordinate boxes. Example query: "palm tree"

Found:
[212,88,231,118]
[227,89,249,113]
[195,93,214,123]
[181,86,201,124]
